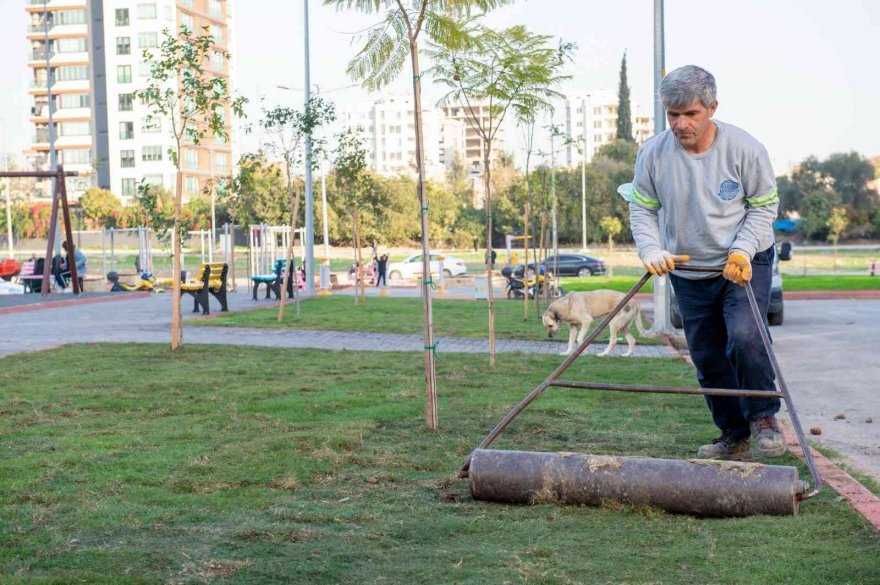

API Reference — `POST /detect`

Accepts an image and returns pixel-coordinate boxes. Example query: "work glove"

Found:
[640,250,690,276]
[722,252,752,286]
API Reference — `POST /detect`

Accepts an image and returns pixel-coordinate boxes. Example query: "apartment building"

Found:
[27,0,94,197]
[562,90,653,166]
[25,0,235,202]
[343,95,464,180]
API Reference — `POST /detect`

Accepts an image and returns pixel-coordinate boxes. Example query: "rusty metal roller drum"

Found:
[469,449,807,517]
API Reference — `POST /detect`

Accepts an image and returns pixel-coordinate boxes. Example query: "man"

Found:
[622,65,783,461]
[52,241,87,292]
[376,254,388,287]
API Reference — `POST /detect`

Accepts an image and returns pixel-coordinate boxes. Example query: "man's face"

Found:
[666,99,718,153]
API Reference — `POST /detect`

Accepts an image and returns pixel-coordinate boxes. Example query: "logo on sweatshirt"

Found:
[719,180,740,201]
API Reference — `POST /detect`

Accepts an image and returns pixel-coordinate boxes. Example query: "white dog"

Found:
[542,290,654,357]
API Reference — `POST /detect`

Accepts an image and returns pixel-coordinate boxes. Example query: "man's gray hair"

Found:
[660,65,717,109]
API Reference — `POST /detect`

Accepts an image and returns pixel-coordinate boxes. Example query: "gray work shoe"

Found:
[750,416,787,457]
[697,435,752,460]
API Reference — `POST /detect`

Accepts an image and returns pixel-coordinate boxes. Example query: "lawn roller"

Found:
[459,265,822,517]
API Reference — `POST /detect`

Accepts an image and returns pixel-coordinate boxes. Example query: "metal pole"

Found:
[4,160,12,259]
[581,97,587,251]
[550,111,558,276]
[651,0,671,333]
[43,4,60,256]
[303,0,315,295]
[321,157,329,259]
[209,145,216,262]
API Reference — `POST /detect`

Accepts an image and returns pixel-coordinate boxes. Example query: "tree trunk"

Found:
[354,207,366,304]
[409,37,438,429]
[278,182,302,322]
[170,171,183,349]
[484,143,495,367]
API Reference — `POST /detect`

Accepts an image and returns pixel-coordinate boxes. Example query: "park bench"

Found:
[17,260,45,293]
[180,262,229,315]
[250,259,305,301]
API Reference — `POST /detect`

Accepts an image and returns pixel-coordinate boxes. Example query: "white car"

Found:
[387,254,467,281]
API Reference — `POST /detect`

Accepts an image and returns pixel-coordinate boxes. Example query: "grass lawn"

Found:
[195,295,662,345]
[1,344,878,583]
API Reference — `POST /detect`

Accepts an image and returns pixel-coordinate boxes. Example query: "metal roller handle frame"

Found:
[459,264,822,500]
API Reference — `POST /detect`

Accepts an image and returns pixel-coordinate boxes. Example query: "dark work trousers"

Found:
[376,271,386,286]
[669,246,779,440]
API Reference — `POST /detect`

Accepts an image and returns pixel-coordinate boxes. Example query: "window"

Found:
[185,176,200,197]
[143,174,163,187]
[211,51,224,71]
[115,8,129,26]
[57,10,87,25]
[137,32,158,48]
[209,0,223,18]
[120,150,135,168]
[61,149,91,165]
[57,66,89,81]
[141,116,161,133]
[209,24,223,44]
[121,178,136,196]
[180,0,193,7]
[116,37,134,56]
[60,121,90,136]
[213,152,227,173]
[57,38,87,53]
[117,65,132,83]
[142,145,162,161]
[118,93,133,111]
[119,121,134,139]
[185,149,199,169]
[116,37,131,55]
[179,12,194,31]
[138,60,152,78]
[58,93,90,109]
[137,4,157,19]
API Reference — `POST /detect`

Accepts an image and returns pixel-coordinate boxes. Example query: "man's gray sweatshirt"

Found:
[623,120,779,279]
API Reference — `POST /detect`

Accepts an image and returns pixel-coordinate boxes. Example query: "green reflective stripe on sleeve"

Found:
[631,186,662,210]
[746,187,779,208]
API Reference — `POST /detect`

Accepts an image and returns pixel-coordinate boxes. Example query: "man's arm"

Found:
[730,144,779,258]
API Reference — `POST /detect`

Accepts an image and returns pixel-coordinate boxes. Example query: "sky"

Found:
[1,0,878,175]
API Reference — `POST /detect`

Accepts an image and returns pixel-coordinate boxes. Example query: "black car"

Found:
[540,254,607,277]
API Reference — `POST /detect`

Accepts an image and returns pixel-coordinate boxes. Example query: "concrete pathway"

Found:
[0,287,670,358]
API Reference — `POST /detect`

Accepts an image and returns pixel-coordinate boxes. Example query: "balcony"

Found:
[30,49,55,61]
[33,130,50,144]
[30,79,53,89]
[30,0,49,4]
[29,23,52,34]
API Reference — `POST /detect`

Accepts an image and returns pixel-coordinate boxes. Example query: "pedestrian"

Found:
[622,65,783,461]
[376,253,388,287]
[52,241,87,292]
[370,254,378,285]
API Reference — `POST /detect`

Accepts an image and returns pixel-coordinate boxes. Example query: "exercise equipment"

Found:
[459,265,822,517]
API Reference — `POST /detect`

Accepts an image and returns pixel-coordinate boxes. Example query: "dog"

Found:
[542,290,654,357]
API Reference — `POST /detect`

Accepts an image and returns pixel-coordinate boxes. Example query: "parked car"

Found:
[387,254,467,281]
[670,243,791,328]
[539,254,608,277]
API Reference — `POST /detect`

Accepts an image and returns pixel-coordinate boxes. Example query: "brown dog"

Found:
[542,290,653,356]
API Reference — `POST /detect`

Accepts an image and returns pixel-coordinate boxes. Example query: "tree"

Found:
[820,152,875,211]
[599,215,623,253]
[326,0,511,429]
[826,206,848,271]
[259,97,336,321]
[432,24,574,366]
[334,127,373,305]
[616,51,633,142]
[224,152,289,228]
[80,188,121,228]
[136,26,246,350]
[799,191,838,240]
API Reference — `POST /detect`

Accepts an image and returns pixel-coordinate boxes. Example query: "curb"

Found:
[667,339,880,530]
[781,426,880,532]
[0,291,152,315]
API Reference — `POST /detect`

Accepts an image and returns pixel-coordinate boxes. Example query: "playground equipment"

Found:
[0,167,80,296]
[460,266,822,517]
[248,224,305,282]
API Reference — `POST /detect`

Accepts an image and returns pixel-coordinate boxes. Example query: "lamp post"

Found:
[43,4,60,255]
[581,96,587,251]
[651,0,672,333]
